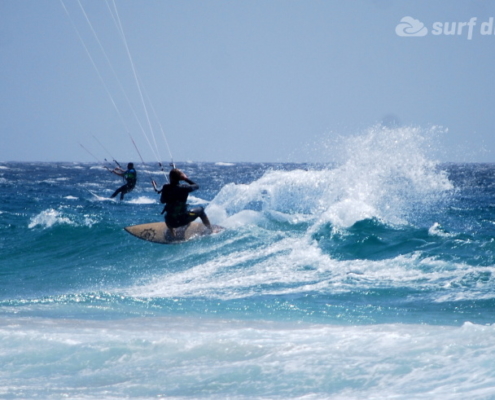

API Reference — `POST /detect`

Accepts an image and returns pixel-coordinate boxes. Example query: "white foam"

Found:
[320,198,379,228]
[222,210,267,228]
[188,194,207,205]
[2,317,495,399]
[127,196,155,205]
[123,227,495,304]
[205,203,229,224]
[65,165,85,170]
[428,222,454,237]
[28,209,75,229]
[209,168,327,217]
[316,125,452,228]
[208,125,453,231]
[28,208,97,229]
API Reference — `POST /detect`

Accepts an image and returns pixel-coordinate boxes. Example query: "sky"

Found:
[1,0,495,163]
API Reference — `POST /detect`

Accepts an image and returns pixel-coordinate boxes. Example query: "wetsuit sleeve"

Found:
[183,178,199,192]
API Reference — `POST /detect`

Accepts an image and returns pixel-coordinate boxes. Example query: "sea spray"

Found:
[317,125,453,228]
[28,208,75,229]
[207,168,327,220]
[208,125,453,230]
[186,126,460,304]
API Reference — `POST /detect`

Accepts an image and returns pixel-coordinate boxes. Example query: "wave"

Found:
[28,208,98,229]
[108,126,493,309]
[127,248,495,305]
[116,215,495,315]
[208,125,453,231]
[5,126,494,322]
[1,317,495,399]
[215,162,235,166]
[2,127,495,399]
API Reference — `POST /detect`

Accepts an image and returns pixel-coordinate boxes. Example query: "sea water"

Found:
[2,126,495,399]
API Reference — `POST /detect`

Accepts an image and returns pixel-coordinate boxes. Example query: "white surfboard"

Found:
[124,221,223,244]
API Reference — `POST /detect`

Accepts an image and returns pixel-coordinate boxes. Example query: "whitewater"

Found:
[2,126,495,399]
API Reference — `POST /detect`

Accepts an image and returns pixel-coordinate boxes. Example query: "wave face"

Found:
[2,127,495,398]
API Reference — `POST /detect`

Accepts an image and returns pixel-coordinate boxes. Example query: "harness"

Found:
[124,169,137,185]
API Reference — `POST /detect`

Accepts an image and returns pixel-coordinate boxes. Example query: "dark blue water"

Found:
[2,127,495,399]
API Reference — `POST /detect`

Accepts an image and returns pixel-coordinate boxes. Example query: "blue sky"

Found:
[1,1,495,163]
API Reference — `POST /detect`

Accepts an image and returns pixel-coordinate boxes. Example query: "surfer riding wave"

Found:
[153,168,212,238]
[111,162,137,200]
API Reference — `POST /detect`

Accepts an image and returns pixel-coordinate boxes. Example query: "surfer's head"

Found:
[127,162,134,169]
[169,168,182,184]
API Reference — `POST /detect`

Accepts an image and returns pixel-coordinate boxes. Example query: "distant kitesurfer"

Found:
[153,168,212,237]
[110,162,137,200]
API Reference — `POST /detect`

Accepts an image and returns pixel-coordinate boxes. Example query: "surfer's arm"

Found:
[179,172,195,186]
[111,167,124,177]
[182,177,199,191]
[151,180,161,193]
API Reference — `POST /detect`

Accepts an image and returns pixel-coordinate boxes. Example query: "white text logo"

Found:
[396,16,495,40]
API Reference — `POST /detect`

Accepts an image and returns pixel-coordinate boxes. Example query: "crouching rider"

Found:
[153,168,212,237]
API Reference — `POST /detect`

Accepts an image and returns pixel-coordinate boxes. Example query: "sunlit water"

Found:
[2,126,495,399]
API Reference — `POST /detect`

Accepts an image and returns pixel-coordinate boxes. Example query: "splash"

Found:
[28,209,74,229]
[127,196,155,205]
[208,168,327,217]
[428,222,454,238]
[28,208,97,228]
[317,125,453,227]
[208,125,453,229]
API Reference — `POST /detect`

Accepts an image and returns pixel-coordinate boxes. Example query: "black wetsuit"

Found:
[111,168,136,200]
[160,181,206,228]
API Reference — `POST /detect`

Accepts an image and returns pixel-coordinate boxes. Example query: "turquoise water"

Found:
[2,127,495,399]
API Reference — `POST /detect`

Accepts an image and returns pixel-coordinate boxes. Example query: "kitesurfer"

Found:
[153,168,212,237]
[110,162,137,200]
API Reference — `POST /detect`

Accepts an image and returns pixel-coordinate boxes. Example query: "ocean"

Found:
[2,126,495,399]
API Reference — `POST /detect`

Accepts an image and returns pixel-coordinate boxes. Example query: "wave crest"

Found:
[209,125,453,229]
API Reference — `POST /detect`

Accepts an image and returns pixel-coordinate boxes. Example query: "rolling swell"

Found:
[4,128,495,398]
[313,217,495,267]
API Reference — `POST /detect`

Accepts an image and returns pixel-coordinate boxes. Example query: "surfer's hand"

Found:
[151,180,159,192]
